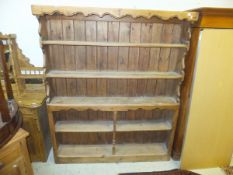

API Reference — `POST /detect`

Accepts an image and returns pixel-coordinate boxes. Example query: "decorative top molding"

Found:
[31,5,199,22]
[189,8,233,28]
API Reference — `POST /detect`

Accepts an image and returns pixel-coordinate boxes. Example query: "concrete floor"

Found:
[32,150,230,175]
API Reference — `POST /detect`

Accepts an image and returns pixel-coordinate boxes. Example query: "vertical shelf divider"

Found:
[112,111,118,155]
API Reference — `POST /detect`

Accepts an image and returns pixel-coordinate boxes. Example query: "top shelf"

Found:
[46,70,183,79]
[41,40,188,48]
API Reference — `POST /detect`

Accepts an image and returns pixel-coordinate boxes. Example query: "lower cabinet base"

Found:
[21,100,51,162]
[54,143,170,163]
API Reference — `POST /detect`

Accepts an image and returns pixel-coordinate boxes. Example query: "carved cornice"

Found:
[31,5,198,22]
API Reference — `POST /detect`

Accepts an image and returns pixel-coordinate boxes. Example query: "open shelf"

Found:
[117,120,172,132]
[46,70,183,79]
[48,96,179,111]
[42,40,188,48]
[55,119,171,133]
[55,120,113,132]
[57,143,168,163]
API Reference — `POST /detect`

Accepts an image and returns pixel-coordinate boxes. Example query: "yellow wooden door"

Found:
[181,29,233,169]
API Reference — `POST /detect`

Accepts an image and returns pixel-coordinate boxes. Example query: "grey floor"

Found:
[32,149,230,175]
[33,150,180,175]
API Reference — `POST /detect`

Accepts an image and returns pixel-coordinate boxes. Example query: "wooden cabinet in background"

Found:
[18,89,51,162]
[180,8,233,169]
[0,129,33,175]
[0,34,51,162]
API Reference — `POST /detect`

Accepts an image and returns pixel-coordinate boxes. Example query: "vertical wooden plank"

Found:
[128,23,141,72]
[127,23,141,120]
[147,23,163,96]
[85,21,97,123]
[107,22,119,96]
[73,20,88,125]
[46,19,57,98]
[137,23,153,120]
[96,21,108,71]
[128,23,141,97]
[86,21,97,96]
[96,21,107,96]
[156,24,174,95]
[137,23,152,96]
[62,20,77,96]
[40,16,49,69]
[112,111,117,154]
[62,20,77,120]
[49,19,67,96]
[118,22,130,96]
[74,20,86,96]
[48,18,67,122]
[117,22,130,121]
[166,24,182,96]
[155,24,174,140]
[97,21,108,118]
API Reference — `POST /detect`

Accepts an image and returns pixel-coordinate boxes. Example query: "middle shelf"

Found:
[48,96,179,111]
[55,120,172,133]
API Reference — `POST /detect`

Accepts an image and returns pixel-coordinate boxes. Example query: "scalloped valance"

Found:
[31,5,198,22]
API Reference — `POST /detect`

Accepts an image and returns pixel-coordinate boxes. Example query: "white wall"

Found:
[0,0,233,66]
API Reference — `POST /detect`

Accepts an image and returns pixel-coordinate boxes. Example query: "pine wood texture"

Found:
[48,96,179,111]
[0,129,33,175]
[0,34,50,162]
[21,100,51,162]
[33,6,195,163]
[172,28,201,160]
[42,40,188,48]
[0,43,22,148]
[57,143,168,163]
[32,5,198,21]
[46,70,183,79]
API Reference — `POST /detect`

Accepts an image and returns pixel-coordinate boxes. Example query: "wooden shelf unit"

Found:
[32,5,197,163]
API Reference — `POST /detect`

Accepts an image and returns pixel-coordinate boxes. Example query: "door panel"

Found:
[181,29,233,169]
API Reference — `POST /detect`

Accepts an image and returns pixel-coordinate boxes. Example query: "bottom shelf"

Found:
[57,143,169,163]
